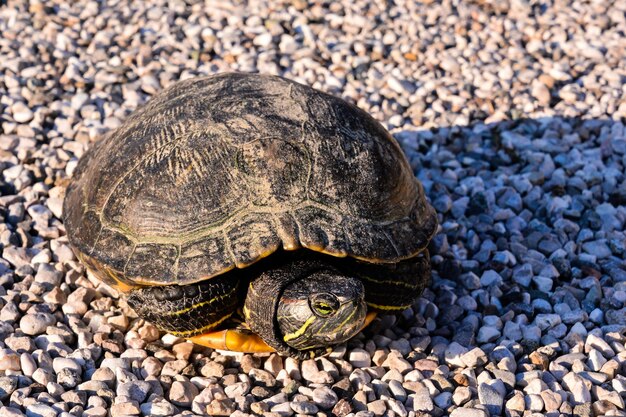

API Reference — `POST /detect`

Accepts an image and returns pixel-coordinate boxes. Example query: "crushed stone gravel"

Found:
[1,0,625,416]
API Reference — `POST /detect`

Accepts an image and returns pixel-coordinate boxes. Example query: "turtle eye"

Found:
[310,293,340,317]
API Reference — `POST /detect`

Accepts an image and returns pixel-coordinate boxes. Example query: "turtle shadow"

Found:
[389,116,625,348]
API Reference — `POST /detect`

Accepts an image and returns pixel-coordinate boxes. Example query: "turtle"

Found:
[63,72,438,358]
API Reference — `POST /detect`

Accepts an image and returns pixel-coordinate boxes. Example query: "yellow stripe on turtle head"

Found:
[248,282,259,297]
[283,316,316,342]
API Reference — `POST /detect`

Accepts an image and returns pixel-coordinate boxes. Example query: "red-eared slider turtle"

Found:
[63,72,437,358]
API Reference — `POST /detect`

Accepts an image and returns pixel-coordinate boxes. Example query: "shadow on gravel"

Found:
[367,116,626,353]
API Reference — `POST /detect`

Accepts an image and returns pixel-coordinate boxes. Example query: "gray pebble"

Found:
[312,386,338,409]
[0,376,18,401]
[20,353,37,376]
[413,385,434,412]
[52,357,82,374]
[11,102,34,124]
[169,380,199,407]
[140,400,177,416]
[19,313,55,336]
[348,348,371,368]
[290,401,319,415]
[478,383,504,415]
[0,407,26,417]
[25,404,57,417]
[116,381,152,403]
[449,408,488,417]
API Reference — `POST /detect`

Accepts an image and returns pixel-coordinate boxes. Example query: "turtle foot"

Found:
[189,328,276,353]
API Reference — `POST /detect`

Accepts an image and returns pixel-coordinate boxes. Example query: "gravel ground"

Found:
[1,1,625,417]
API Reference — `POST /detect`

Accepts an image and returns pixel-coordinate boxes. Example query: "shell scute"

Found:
[226,216,281,268]
[126,243,178,283]
[343,222,400,261]
[90,227,135,273]
[294,207,348,256]
[178,236,231,281]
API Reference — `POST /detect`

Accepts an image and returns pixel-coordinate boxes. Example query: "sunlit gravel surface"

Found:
[1,1,625,417]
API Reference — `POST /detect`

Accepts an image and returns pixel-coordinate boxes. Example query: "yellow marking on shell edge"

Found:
[366,302,411,311]
[282,242,301,251]
[168,312,233,337]
[234,247,277,270]
[302,241,428,265]
[350,251,427,264]
[242,305,251,320]
[111,277,136,293]
[301,242,349,258]
[166,285,238,316]
[283,316,316,342]
[78,251,139,292]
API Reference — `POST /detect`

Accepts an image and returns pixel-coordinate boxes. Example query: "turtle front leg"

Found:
[127,273,241,338]
[127,274,277,353]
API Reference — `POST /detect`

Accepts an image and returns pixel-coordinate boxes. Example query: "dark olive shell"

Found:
[63,73,437,288]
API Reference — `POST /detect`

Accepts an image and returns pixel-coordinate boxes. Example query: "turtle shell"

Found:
[63,73,437,289]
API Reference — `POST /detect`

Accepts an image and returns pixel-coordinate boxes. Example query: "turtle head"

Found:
[276,271,366,351]
[244,257,367,357]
